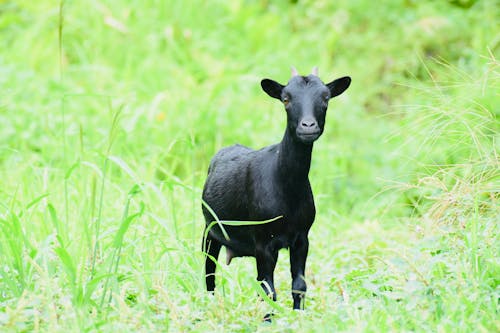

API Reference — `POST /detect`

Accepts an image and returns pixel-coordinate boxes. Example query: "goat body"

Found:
[202,68,351,310]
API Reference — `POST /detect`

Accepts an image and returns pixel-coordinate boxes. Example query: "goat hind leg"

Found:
[202,232,222,292]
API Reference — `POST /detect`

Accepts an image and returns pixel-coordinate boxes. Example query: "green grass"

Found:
[0,0,499,331]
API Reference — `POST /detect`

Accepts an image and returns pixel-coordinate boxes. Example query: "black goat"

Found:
[201,67,351,310]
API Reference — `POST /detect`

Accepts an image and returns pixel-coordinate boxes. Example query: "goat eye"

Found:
[282,96,289,105]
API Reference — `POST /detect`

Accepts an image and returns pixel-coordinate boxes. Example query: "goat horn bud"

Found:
[291,66,299,77]
[311,66,318,76]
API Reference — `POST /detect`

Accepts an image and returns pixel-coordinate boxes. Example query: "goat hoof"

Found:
[263,313,274,323]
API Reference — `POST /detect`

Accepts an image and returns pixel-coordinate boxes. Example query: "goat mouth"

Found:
[296,131,321,143]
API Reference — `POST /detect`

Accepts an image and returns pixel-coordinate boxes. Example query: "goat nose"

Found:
[301,120,316,128]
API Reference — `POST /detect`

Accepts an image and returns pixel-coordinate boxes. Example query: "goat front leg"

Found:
[290,234,309,310]
[255,243,279,302]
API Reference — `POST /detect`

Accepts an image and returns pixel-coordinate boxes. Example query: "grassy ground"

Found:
[0,0,498,332]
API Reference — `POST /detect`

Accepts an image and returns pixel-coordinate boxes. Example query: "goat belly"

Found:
[209,224,295,259]
[209,225,256,257]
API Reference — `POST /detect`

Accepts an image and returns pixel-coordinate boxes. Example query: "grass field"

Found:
[0,0,499,332]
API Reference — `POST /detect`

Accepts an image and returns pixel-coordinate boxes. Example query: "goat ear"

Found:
[326,76,351,98]
[261,79,284,100]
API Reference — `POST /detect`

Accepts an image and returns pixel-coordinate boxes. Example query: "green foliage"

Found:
[0,0,498,331]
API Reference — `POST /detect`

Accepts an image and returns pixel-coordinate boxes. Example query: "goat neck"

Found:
[277,127,313,182]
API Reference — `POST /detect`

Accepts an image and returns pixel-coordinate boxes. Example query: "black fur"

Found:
[202,72,351,310]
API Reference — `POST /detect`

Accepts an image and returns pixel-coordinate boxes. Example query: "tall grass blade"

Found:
[100,184,143,308]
